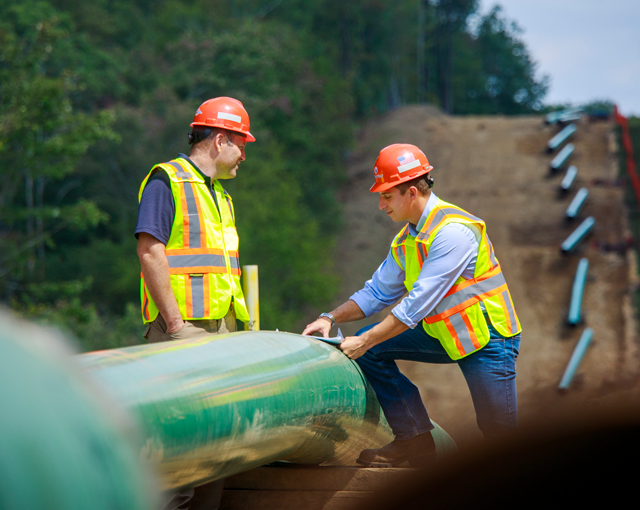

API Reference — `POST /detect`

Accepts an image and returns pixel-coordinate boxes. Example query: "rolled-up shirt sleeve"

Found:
[391,223,478,328]
[349,251,407,317]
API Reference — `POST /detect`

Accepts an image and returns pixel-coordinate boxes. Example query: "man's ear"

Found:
[409,186,418,199]
[211,131,225,154]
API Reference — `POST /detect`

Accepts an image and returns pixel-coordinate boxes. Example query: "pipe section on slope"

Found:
[77,331,456,491]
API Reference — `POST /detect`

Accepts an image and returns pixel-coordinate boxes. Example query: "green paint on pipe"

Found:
[77,331,457,491]
[0,311,157,510]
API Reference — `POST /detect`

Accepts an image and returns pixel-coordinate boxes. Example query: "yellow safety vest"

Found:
[391,197,521,360]
[138,157,250,324]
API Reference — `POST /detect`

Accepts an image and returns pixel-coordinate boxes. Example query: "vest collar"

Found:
[178,153,210,183]
[408,192,439,237]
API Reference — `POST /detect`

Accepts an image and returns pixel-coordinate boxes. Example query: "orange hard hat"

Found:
[370,143,433,192]
[190,97,256,142]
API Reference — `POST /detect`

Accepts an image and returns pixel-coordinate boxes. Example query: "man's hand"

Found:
[137,233,184,333]
[302,318,332,338]
[339,335,371,360]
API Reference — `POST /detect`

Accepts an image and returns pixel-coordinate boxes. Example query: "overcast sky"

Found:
[478,0,640,116]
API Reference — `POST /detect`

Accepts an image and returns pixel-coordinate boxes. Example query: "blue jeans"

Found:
[354,322,520,440]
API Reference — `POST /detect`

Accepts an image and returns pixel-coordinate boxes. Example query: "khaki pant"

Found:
[144,308,236,510]
[144,309,237,344]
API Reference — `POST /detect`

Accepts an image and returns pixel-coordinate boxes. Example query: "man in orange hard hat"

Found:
[303,143,522,467]
[135,97,255,509]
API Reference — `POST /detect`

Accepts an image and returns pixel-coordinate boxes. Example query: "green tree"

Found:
[0,5,116,307]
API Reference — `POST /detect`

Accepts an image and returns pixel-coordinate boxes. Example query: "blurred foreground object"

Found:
[353,404,639,510]
[78,331,457,491]
[0,309,157,510]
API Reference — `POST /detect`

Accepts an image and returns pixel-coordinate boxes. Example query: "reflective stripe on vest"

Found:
[390,197,521,359]
[426,265,507,321]
[417,207,483,242]
[444,309,482,357]
[165,248,240,275]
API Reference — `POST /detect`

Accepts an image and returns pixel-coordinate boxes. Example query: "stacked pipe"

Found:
[543,111,596,391]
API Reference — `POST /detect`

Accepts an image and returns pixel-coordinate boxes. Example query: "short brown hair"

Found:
[188,127,237,145]
[396,173,434,195]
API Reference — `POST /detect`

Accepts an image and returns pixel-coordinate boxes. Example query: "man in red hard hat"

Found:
[135,97,255,509]
[303,143,522,467]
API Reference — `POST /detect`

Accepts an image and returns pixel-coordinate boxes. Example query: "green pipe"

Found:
[77,332,457,491]
[568,258,589,325]
[547,123,577,152]
[550,143,575,173]
[566,187,589,219]
[559,328,594,390]
[0,311,156,510]
[561,217,595,253]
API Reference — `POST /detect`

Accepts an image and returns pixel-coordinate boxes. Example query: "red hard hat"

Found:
[370,143,433,192]
[190,97,256,142]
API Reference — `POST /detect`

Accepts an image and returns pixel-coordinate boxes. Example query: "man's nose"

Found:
[239,147,246,161]
[378,196,386,210]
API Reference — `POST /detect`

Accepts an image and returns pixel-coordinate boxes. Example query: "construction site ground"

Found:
[322,105,640,449]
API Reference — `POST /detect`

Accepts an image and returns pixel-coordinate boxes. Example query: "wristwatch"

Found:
[318,312,336,327]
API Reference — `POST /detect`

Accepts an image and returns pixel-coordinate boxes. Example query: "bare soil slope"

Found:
[324,105,640,448]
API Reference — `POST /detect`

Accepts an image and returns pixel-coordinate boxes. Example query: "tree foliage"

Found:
[0,0,548,350]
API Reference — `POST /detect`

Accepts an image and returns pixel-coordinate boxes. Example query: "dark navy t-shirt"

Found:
[135,154,219,244]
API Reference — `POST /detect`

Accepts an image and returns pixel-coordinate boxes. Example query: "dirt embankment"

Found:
[317,105,640,448]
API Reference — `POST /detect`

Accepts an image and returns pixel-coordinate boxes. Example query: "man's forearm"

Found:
[138,234,183,332]
[338,312,409,360]
[330,299,366,323]
[359,313,408,349]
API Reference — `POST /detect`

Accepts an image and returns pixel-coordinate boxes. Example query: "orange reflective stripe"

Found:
[460,309,482,350]
[416,242,428,267]
[142,285,150,321]
[166,248,225,256]
[445,264,503,297]
[497,292,513,333]
[426,283,509,323]
[418,207,482,241]
[185,275,193,317]
[203,274,210,317]
[179,183,191,247]
[169,266,231,275]
[444,317,467,357]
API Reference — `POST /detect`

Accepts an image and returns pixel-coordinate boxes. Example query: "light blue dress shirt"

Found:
[349,192,480,329]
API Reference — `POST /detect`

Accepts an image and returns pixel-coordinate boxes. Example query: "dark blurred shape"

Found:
[0,308,157,510]
[354,405,640,510]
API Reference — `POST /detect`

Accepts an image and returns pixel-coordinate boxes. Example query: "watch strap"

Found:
[318,312,336,326]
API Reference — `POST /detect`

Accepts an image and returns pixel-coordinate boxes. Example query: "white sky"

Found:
[478,0,640,116]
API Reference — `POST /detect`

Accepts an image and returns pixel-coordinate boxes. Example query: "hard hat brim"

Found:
[369,166,432,193]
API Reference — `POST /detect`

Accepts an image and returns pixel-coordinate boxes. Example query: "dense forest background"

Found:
[1,0,551,351]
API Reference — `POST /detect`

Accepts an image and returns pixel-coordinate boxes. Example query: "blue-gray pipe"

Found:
[559,328,594,390]
[566,188,589,219]
[550,143,575,173]
[568,258,589,325]
[548,124,577,152]
[560,165,578,194]
[561,217,595,253]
